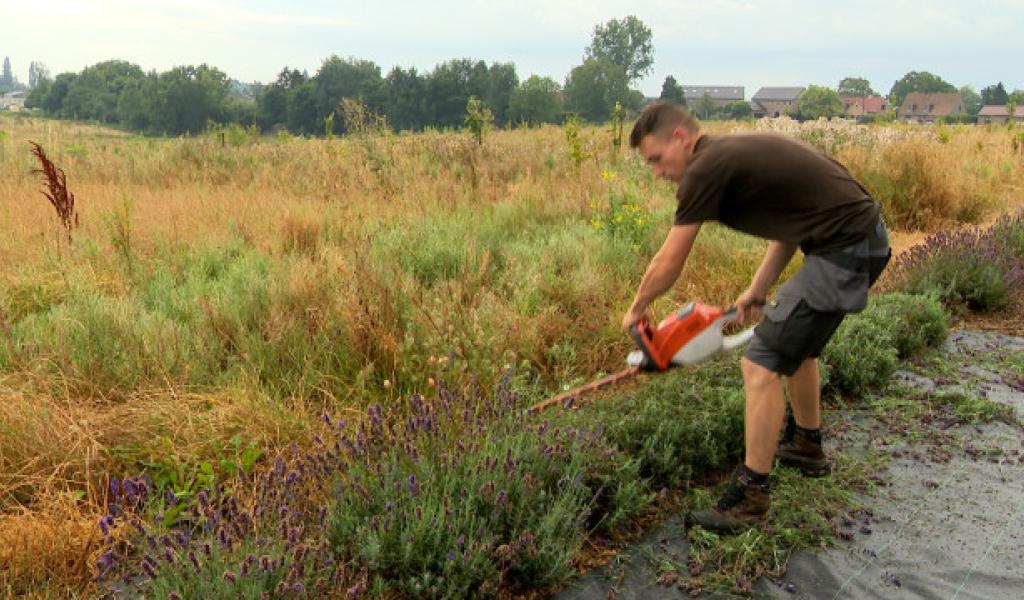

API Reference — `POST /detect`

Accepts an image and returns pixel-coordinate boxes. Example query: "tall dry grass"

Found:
[0,112,1021,595]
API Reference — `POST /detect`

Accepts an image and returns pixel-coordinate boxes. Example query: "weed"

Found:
[29,140,79,244]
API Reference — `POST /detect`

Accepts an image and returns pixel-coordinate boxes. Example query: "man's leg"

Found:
[686,357,781,533]
[777,357,831,476]
[786,357,821,429]
[741,357,787,474]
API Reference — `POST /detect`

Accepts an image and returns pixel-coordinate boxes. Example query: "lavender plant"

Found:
[96,451,348,599]
[885,212,1024,311]
[323,373,645,598]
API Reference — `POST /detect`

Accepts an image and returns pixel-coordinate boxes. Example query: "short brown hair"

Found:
[629,101,700,148]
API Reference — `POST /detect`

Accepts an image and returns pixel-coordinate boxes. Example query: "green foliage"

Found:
[888,71,956,111]
[564,113,586,169]
[141,533,298,600]
[507,75,562,126]
[960,85,982,116]
[694,93,716,120]
[584,16,654,83]
[608,101,624,153]
[577,360,745,489]
[837,77,875,97]
[484,62,519,127]
[980,82,1009,107]
[327,415,642,598]
[589,174,653,251]
[720,101,752,120]
[863,294,948,358]
[659,75,685,105]
[563,58,633,122]
[823,314,898,396]
[464,96,494,146]
[796,85,843,120]
[824,293,949,396]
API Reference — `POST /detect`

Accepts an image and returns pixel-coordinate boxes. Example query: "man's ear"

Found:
[671,126,692,146]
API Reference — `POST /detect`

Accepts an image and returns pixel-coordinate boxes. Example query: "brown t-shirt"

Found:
[674,133,881,254]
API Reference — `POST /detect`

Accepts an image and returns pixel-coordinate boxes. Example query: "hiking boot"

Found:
[776,425,831,477]
[687,466,770,533]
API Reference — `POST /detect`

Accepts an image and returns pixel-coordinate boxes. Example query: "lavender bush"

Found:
[97,451,349,599]
[324,374,647,598]
[885,212,1024,311]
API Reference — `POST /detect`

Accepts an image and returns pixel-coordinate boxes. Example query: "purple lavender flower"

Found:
[408,474,420,496]
[223,570,237,583]
[141,557,158,578]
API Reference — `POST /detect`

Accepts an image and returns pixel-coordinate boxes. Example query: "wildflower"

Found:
[223,570,238,583]
[408,474,420,496]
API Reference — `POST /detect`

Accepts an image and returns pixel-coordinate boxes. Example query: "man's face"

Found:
[637,127,695,184]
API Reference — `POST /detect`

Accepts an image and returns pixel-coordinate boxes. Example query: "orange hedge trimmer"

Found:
[528,302,757,414]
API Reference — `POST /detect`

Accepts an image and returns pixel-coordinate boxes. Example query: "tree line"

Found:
[21,16,656,136]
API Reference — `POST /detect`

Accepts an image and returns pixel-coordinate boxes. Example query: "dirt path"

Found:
[553,330,1024,599]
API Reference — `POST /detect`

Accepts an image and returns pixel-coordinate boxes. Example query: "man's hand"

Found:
[732,288,766,325]
[622,307,648,332]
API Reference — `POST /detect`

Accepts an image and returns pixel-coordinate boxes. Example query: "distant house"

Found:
[682,86,745,107]
[842,95,888,118]
[897,92,964,123]
[977,105,1024,125]
[751,87,805,118]
[0,90,28,111]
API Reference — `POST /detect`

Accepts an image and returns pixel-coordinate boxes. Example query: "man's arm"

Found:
[622,223,702,329]
[734,240,798,323]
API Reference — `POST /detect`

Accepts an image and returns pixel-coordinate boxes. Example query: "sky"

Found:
[1,0,1022,98]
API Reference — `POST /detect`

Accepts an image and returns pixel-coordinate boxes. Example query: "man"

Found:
[623,102,890,533]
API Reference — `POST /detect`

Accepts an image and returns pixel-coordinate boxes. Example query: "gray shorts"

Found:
[745,218,891,376]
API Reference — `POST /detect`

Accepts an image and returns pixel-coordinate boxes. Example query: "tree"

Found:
[1,57,13,91]
[313,56,386,133]
[147,64,231,135]
[695,92,716,120]
[584,16,654,83]
[1010,90,1024,105]
[659,75,685,105]
[888,71,956,109]
[39,72,77,115]
[563,58,632,122]
[721,101,752,120]
[980,82,1009,106]
[384,66,427,131]
[837,77,875,97]
[61,60,145,122]
[796,85,843,120]
[508,75,562,125]
[959,85,982,116]
[425,59,490,129]
[485,62,519,127]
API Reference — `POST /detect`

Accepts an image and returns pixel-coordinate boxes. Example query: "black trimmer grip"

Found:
[629,317,663,372]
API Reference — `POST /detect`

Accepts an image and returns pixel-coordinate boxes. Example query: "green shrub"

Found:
[326,386,647,599]
[856,293,948,358]
[885,214,1023,311]
[823,315,898,396]
[574,360,745,489]
[823,292,948,396]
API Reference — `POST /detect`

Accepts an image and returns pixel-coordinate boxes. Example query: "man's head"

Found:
[629,102,701,184]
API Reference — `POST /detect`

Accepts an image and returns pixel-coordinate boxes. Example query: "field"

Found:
[1,112,1022,597]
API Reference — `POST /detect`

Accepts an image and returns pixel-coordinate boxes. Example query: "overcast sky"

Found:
[1,0,1021,98]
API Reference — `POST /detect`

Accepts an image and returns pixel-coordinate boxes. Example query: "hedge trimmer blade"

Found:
[527,367,640,414]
